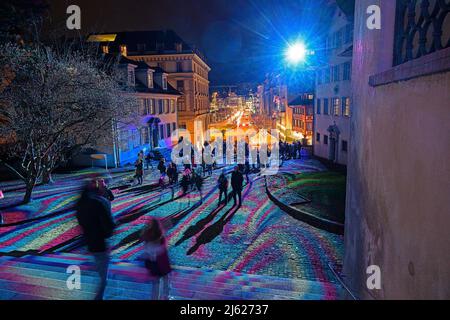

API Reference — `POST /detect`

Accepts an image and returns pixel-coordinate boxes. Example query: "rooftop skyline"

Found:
[47,0,333,85]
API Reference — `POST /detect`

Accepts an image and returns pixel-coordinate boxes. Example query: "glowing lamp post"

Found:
[285,41,313,66]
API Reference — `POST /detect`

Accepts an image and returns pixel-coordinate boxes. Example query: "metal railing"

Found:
[394,0,450,66]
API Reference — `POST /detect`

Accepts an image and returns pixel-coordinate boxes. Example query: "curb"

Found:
[265,177,344,235]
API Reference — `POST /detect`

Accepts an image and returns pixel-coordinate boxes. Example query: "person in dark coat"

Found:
[158,158,166,175]
[217,170,228,206]
[75,179,115,300]
[231,166,244,207]
[99,178,115,201]
[135,154,144,185]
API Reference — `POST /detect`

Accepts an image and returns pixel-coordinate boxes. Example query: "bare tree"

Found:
[0,43,139,203]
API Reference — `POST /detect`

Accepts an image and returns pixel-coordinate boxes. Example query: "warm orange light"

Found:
[87,34,117,42]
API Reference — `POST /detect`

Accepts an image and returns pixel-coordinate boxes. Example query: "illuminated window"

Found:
[101,45,109,54]
[147,72,153,88]
[162,75,167,90]
[332,98,341,116]
[342,97,351,117]
[120,45,127,56]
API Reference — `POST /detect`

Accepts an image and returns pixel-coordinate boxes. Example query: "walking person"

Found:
[231,166,244,207]
[217,170,228,207]
[167,162,175,185]
[75,179,115,300]
[141,218,172,300]
[193,170,204,203]
[135,153,144,185]
[181,166,191,195]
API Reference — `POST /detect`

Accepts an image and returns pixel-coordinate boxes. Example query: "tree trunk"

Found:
[23,182,34,204]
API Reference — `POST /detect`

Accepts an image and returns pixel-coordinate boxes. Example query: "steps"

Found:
[0,252,346,300]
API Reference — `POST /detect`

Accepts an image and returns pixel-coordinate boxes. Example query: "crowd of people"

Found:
[279,140,305,160]
[75,141,306,300]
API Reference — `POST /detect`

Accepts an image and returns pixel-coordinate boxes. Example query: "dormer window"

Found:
[162,74,167,90]
[175,42,183,53]
[128,68,135,86]
[120,45,127,56]
[101,45,109,54]
[147,71,154,89]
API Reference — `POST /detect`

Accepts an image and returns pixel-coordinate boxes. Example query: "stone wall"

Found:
[343,0,450,299]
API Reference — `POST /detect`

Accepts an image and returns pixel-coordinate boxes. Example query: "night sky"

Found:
[47,0,332,86]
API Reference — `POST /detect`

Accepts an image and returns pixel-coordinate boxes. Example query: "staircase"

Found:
[0,253,346,300]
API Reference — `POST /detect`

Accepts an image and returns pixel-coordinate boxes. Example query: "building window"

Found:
[343,62,351,81]
[177,80,184,92]
[158,100,163,114]
[342,97,351,117]
[128,69,135,86]
[170,100,175,113]
[342,140,348,152]
[147,72,153,88]
[323,98,329,115]
[176,62,183,72]
[131,129,139,149]
[119,130,130,152]
[167,123,171,138]
[307,122,313,131]
[178,100,186,111]
[332,98,341,116]
[139,99,146,115]
[159,125,164,139]
[172,123,176,132]
[101,45,109,54]
[162,75,167,90]
[316,99,321,114]
[140,127,149,145]
[324,68,331,83]
[164,99,169,113]
[324,135,328,145]
[179,123,187,130]
[120,45,127,56]
[316,133,320,142]
[150,99,155,114]
[332,65,340,82]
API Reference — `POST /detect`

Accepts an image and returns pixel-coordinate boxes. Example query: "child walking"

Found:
[141,218,172,300]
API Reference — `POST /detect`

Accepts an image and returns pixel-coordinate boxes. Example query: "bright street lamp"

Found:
[285,42,307,64]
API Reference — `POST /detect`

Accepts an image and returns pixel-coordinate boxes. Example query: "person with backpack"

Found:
[217,170,228,206]
[141,218,172,300]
